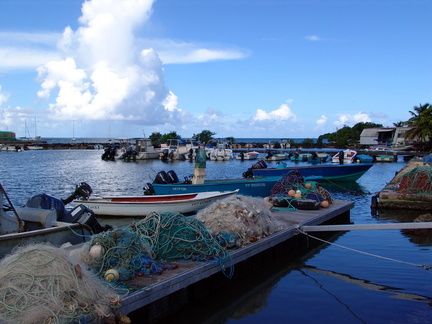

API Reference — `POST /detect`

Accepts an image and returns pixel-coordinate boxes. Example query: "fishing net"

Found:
[270,170,333,204]
[397,165,432,194]
[0,243,120,324]
[195,195,281,247]
[84,212,234,279]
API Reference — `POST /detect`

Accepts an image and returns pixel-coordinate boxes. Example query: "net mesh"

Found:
[397,165,432,194]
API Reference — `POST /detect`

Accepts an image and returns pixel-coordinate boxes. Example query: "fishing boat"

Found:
[264,152,287,161]
[0,183,110,258]
[289,152,312,162]
[74,190,238,216]
[206,141,234,161]
[160,139,198,161]
[307,152,331,163]
[331,149,357,164]
[249,162,374,182]
[375,155,396,162]
[236,151,259,160]
[355,154,375,163]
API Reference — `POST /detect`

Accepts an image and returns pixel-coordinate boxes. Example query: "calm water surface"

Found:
[1,150,431,323]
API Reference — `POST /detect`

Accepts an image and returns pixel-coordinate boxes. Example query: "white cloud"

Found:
[315,115,327,129]
[0,86,9,106]
[253,103,296,122]
[334,112,371,127]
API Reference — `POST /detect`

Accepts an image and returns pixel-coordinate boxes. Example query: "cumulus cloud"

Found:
[334,112,371,127]
[315,115,327,130]
[253,103,296,122]
[35,0,178,125]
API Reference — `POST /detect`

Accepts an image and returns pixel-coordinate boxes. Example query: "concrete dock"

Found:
[93,200,353,323]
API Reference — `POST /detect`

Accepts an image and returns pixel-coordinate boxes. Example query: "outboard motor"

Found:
[143,183,155,195]
[243,159,267,178]
[239,152,245,161]
[161,149,169,161]
[153,171,170,184]
[23,183,111,234]
[167,170,179,183]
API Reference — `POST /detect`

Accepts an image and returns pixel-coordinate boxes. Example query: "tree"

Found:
[160,131,181,143]
[149,132,162,146]
[393,121,405,127]
[403,103,432,143]
[192,130,216,144]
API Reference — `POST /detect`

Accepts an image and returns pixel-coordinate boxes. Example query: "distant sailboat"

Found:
[72,120,76,141]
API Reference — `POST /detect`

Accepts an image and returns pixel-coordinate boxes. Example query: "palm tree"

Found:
[403,103,432,142]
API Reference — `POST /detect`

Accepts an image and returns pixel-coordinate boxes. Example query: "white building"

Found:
[359,127,414,147]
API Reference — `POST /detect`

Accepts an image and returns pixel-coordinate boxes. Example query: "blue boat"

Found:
[251,163,374,181]
[355,154,375,163]
[148,176,284,197]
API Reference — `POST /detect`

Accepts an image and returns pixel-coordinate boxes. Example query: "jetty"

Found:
[83,200,353,323]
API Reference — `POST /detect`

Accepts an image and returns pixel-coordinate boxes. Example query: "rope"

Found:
[295,227,431,270]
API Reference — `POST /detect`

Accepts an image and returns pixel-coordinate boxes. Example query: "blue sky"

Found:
[0,0,430,140]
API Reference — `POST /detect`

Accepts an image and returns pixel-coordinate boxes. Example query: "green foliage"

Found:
[192,130,216,143]
[404,103,432,142]
[225,136,235,143]
[301,138,315,148]
[318,122,383,146]
[159,131,181,143]
[149,132,162,146]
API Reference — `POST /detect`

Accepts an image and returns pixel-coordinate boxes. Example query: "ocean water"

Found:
[0,149,431,323]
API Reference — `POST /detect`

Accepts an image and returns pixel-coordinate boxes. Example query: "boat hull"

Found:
[151,177,282,197]
[75,190,238,216]
[252,163,374,182]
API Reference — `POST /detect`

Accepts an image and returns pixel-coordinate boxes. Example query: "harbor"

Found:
[0,150,431,323]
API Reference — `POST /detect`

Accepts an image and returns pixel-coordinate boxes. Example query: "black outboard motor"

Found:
[161,149,169,161]
[239,152,245,161]
[243,159,267,178]
[25,183,111,233]
[167,170,179,183]
[153,171,170,184]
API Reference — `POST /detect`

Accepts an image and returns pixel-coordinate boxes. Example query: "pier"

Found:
[85,200,353,323]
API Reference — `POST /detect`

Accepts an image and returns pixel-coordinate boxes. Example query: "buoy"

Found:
[321,200,329,208]
[105,269,119,281]
[294,191,302,199]
[89,243,103,259]
[288,189,296,196]
[305,183,312,189]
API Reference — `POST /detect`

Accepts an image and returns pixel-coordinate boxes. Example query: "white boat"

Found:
[207,142,234,161]
[74,190,239,217]
[264,152,287,161]
[0,183,110,258]
[27,145,44,150]
[160,139,198,161]
[116,138,162,161]
[236,151,259,160]
[331,149,357,164]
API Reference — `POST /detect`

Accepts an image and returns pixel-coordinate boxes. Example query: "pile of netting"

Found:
[195,195,281,247]
[270,170,333,204]
[83,212,234,280]
[0,244,120,324]
[397,165,432,194]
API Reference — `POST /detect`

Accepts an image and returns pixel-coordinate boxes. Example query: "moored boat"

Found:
[236,151,259,160]
[74,190,238,216]
[250,163,374,182]
[264,152,287,161]
[0,183,110,258]
[331,149,357,164]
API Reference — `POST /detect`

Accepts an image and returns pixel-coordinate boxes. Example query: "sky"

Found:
[0,0,430,140]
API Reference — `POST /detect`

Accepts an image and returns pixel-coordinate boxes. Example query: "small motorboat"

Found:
[0,182,111,258]
[74,190,239,216]
[236,151,259,160]
[331,149,357,164]
[264,152,287,161]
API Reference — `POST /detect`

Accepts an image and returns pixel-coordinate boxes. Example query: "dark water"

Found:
[1,150,431,323]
